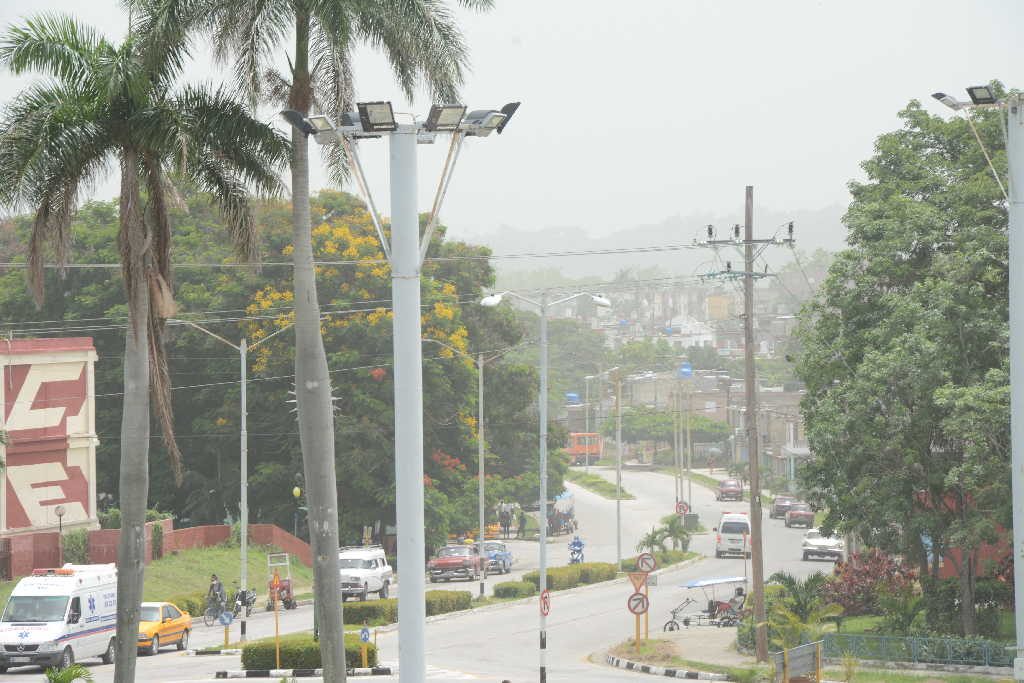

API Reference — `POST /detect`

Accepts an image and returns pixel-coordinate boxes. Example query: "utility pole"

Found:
[742,186,768,662]
[696,186,793,663]
[672,389,680,502]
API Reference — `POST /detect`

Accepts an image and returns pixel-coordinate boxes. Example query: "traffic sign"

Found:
[677,362,693,379]
[627,592,649,615]
[540,589,551,616]
[636,552,657,573]
[675,500,689,515]
[270,570,282,590]
[218,611,233,626]
[628,572,647,592]
[359,627,370,643]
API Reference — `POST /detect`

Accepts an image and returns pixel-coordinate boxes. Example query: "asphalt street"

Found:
[2,467,829,681]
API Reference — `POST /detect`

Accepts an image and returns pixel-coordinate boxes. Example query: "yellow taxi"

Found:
[137,602,192,655]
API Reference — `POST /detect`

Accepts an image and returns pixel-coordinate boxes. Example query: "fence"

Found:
[823,633,1013,668]
[772,641,822,682]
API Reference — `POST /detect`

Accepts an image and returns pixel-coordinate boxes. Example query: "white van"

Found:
[0,564,117,672]
[338,545,393,600]
[714,512,752,558]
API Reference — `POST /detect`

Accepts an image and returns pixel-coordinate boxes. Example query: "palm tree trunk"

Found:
[114,149,150,683]
[290,12,345,679]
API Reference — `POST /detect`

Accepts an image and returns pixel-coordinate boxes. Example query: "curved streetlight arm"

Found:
[170,319,239,350]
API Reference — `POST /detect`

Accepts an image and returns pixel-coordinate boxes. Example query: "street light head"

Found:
[424,104,466,131]
[357,101,397,132]
[307,115,335,133]
[463,109,507,137]
[931,92,964,111]
[591,294,612,308]
[480,293,504,307]
[733,224,741,240]
[280,109,316,136]
[966,85,997,106]
[707,224,714,239]
[495,101,521,134]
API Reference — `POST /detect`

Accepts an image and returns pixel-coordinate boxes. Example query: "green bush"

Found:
[493,581,537,599]
[342,599,398,625]
[168,592,207,618]
[151,523,164,560]
[522,562,616,591]
[242,632,375,670]
[578,562,617,584]
[619,549,691,572]
[62,529,89,565]
[98,508,121,529]
[425,590,471,616]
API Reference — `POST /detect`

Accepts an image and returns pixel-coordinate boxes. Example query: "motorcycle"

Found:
[231,584,256,618]
[568,537,584,564]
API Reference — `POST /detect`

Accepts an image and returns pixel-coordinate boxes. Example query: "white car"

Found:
[714,512,751,559]
[338,546,393,600]
[801,528,844,562]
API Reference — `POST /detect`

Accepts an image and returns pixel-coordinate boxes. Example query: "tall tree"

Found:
[0,11,286,679]
[198,1,491,674]
[795,89,1009,635]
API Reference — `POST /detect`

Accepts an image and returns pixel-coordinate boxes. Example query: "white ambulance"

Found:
[0,564,117,672]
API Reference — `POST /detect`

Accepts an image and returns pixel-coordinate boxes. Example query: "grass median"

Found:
[565,469,635,500]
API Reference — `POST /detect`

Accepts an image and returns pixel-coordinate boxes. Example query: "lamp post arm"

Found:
[548,291,600,308]
[491,290,542,309]
[170,319,239,351]
[248,321,297,350]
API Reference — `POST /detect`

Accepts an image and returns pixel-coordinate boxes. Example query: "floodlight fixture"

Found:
[591,294,612,308]
[788,222,794,239]
[931,92,965,111]
[495,101,521,134]
[463,109,507,137]
[307,115,335,133]
[280,109,316,136]
[733,223,741,240]
[357,101,397,132]
[707,224,714,239]
[967,85,997,106]
[424,104,466,131]
[480,293,504,307]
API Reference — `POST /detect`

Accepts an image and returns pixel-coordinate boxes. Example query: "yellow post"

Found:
[223,623,229,649]
[361,643,368,668]
[783,648,789,682]
[273,592,280,668]
[816,642,822,682]
[644,581,649,639]
[635,613,641,651]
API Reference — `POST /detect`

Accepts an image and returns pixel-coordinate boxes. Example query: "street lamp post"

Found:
[932,86,1021,678]
[170,319,294,641]
[481,290,610,683]
[287,101,519,683]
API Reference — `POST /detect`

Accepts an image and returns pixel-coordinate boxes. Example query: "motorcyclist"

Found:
[568,535,584,563]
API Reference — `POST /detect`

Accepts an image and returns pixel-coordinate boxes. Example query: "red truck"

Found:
[785,502,815,528]
[427,545,488,582]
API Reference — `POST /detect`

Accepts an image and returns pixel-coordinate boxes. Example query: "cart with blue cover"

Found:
[663,576,749,631]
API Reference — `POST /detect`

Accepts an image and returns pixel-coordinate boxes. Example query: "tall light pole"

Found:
[423,338,520,598]
[170,319,294,641]
[288,101,519,683]
[481,290,610,683]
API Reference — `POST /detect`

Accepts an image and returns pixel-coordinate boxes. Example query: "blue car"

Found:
[483,541,513,574]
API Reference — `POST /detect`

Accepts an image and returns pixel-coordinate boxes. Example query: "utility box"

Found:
[684,513,700,531]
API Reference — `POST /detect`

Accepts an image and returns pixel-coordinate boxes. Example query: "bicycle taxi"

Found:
[663,575,749,631]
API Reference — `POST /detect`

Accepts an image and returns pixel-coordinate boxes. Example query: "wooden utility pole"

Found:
[743,185,768,662]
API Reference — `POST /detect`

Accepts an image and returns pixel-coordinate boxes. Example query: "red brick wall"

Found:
[10,532,61,577]
[162,525,231,554]
[249,524,312,567]
[87,529,120,565]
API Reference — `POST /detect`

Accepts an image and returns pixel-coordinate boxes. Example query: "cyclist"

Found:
[208,573,225,608]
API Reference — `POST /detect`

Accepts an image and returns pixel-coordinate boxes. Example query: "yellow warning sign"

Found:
[628,572,647,591]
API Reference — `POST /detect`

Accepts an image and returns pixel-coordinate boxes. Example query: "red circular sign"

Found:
[627,591,649,615]
[540,589,551,616]
[636,552,657,573]
[675,500,689,515]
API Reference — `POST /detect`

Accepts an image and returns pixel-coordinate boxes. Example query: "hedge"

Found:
[242,632,375,670]
[522,562,617,591]
[618,549,692,572]
[168,591,208,618]
[425,590,472,616]
[493,581,537,599]
[342,599,398,625]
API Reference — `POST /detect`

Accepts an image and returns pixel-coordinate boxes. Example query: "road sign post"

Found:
[218,611,233,648]
[636,552,657,573]
[627,591,650,651]
[540,589,551,617]
[360,624,371,668]
[675,500,688,516]
[271,569,281,668]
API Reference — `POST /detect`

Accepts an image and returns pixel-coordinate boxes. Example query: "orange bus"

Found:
[567,433,602,465]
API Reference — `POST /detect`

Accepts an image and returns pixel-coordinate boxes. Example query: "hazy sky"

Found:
[0,1,1019,243]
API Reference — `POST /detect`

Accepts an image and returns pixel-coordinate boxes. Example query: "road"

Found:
[5,467,828,681]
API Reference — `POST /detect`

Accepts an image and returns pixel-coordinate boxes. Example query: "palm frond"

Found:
[0,13,103,83]
[123,0,207,90]
[207,0,291,107]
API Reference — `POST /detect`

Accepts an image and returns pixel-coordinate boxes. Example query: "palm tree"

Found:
[768,571,841,648]
[768,571,830,622]
[45,663,94,683]
[193,1,492,676]
[636,526,668,554]
[660,514,690,551]
[0,11,286,682]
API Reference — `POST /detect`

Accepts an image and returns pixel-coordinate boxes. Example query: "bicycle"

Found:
[202,595,226,627]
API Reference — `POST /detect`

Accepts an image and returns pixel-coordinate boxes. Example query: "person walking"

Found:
[516,507,527,539]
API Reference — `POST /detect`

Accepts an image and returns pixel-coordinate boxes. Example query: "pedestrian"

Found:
[517,507,527,539]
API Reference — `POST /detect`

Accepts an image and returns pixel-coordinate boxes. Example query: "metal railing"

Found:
[823,633,1013,668]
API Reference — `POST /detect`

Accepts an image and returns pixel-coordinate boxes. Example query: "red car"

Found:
[428,545,488,582]
[716,479,743,502]
[785,502,815,528]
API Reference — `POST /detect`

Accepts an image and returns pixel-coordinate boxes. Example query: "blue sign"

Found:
[218,611,233,626]
[359,627,370,643]
[677,362,693,379]
[565,392,581,405]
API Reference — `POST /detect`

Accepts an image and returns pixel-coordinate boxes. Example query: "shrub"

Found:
[522,562,615,591]
[493,581,536,599]
[425,590,471,616]
[823,550,914,616]
[577,562,616,584]
[150,523,164,560]
[619,549,691,572]
[242,632,374,670]
[342,599,398,625]
[97,508,121,529]
[62,529,89,565]
[168,592,207,618]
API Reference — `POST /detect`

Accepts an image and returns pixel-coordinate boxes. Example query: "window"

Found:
[720,521,749,535]
[140,605,161,622]
[2,596,70,622]
[68,597,81,623]
[163,605,180,620]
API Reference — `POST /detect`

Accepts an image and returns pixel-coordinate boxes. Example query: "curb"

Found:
[605,654,730,680]
[188,648,243,656]
[215,667,392,678]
